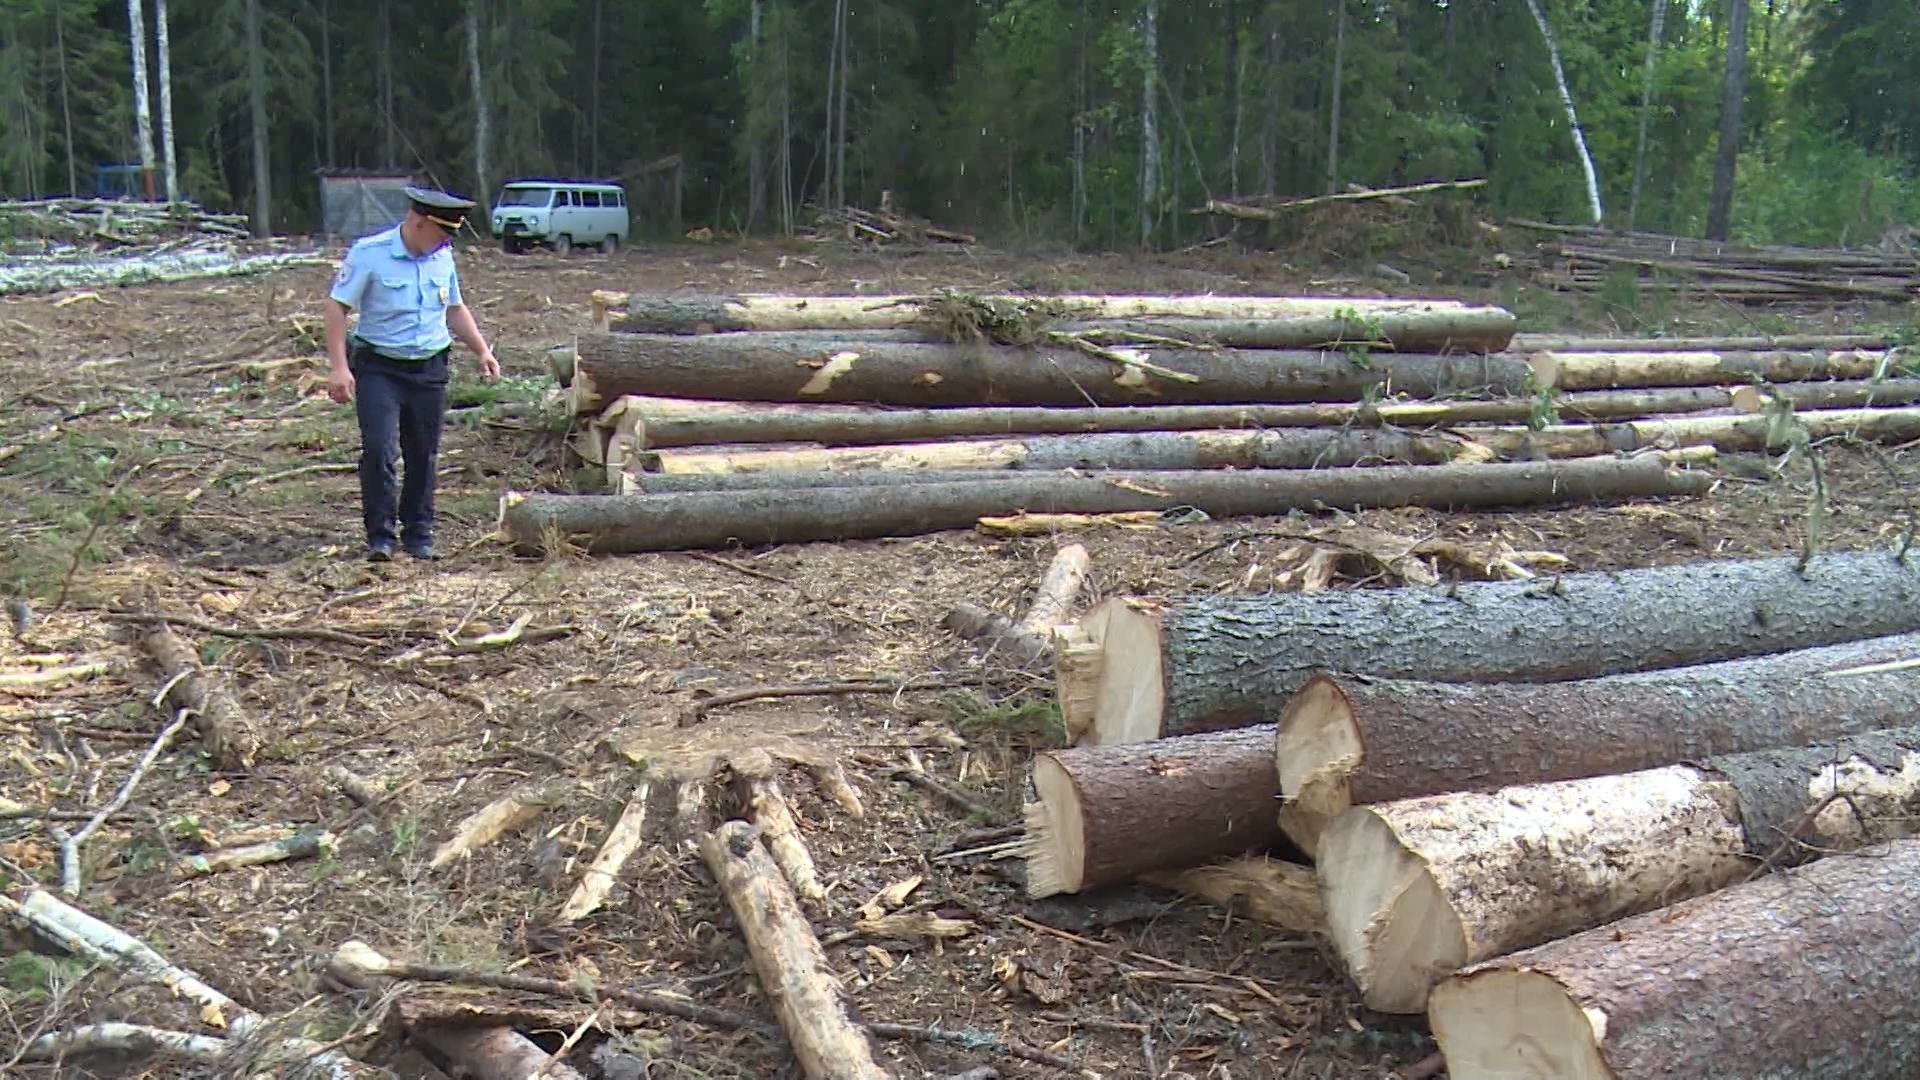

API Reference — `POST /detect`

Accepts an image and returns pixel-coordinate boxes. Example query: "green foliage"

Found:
[943,691,1065,749]
[2,952,89,1003]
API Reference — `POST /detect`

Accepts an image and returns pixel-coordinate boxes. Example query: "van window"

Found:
[611,192,625,207]
[582,192,602,208]
[499,188,553,207]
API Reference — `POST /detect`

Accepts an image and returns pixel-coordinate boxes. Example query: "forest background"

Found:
[0,0,1915,251]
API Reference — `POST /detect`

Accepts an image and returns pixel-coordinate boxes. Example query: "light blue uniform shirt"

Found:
[328,225,464,359]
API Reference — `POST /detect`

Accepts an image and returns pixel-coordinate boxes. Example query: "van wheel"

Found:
[600,235,619,255]
[502,237,522,254]
[554,235,572,255]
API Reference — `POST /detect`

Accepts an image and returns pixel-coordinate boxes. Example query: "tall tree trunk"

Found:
[1138,0,1160,248]
[53,0,76,195]
[125,0,154,196]
[320,0,334,165]
[1627,0,1669,230]
[832,0,849,209]
[155,0,176,201]
[1522,0,1604,225]
[379,0,394,167]
[747,0,765,229]
[1705,0,1750,241]
[465,1,488,207]
[1072,0,1089,242]
[244,0,269,237]
[1326,0,1345,195]
[1226,0,1242,194]
[820,0,841,207]
[1260,2,1279,196]
[590,0,602,174]
[779,6,793,234]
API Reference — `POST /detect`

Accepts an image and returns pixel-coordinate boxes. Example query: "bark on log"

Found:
[1069,549,1920,746]
[1022,725,1281,897]
[595,388,1832,452]
[1530,348,1889,390]
[1476,404,1920,459]
[617,292,1517,352]
[729,749,824,902]
[1428,838,1920,1080]
[699,819,892,1080]
[1729,378,1920,414]
[141,625,260,770]
[942,603,1051,664]
[503,454,1709,554]
[1276,631,1920,851]
[1319,727,1920,1012]
[1509,332,1897,353]
[325,941,586,1080]
[569,330,1532,413]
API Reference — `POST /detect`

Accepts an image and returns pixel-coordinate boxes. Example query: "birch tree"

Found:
[156,0,176,201]
[126,0,154,195]
[1522,0,1603,225]
[1627,0,1668,229]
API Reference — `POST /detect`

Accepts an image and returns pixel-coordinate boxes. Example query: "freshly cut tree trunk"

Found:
[1429,839,1920,1080]
[501,454,1708,554]
[1318,726,1920,1013]
[569,330,1532,413]
[593,388,1799,452]
[1067,549,1920,745]
[640,427,1492,476]
[700,820,891,1080]
[1509,332,1896,353]
[141,626,260,770]
[617,293,1517,351]
[1016,544,1092,639]
[1276,631,1920,851]
[1531,348,1886,390]
[1479,405,1920,458]
[1022,725,1280,897]
[1729,378,1920,414]
[1140,856,1325,934]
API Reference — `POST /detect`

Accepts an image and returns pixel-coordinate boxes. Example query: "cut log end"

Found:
[1274,674,1363,854]
[1021,755,1084,898]
[1317,808,1465,1015]
[1427,968,1610,1080]
[1084,600,1166,746]
[1052,624,1103,743]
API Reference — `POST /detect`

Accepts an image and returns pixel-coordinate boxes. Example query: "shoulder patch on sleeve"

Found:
[333,261,352,286]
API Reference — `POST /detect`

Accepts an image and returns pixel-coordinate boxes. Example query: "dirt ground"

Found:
[1,228,1917,1080]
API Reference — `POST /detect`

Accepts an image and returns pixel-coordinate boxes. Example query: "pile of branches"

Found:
[807,196,975,247]
[0,240,330,297]
[0,198,251,247]
[1520,219,1920,303]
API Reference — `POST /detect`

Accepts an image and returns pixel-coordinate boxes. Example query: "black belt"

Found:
[352,341,446,365]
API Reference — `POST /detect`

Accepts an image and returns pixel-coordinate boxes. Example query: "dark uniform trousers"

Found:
[350,342,450,551]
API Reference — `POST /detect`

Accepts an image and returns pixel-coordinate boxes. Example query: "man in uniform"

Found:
[325,186,500,562]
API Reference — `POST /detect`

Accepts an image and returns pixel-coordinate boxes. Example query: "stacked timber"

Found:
[1023,548,1920,1077]
[1516,218,1920,303]
[502,288,1920,554]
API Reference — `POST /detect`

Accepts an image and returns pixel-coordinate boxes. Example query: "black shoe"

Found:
[366,543,394,563]
[405,545,439,561]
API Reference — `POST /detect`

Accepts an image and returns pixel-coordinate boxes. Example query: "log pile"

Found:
[0,197,250,245]
[809,196,976,246]
[1024,546,1920,1077]
[1517,219,1920,303]
[0,240,331,296]
[503,287,1920,554]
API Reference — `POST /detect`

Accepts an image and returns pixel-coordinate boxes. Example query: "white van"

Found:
[491,180,631,255]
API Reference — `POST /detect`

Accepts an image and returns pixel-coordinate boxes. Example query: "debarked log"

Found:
[1428,838,1920,1080]
[1317,726,1920,1012]
[569,330,1532,413]
[1064,548,1920,746]
[500,454,1709,554]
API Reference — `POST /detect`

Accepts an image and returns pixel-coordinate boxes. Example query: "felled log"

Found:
[141,625,260,770]
[944,545,1090,664]
[1509,332,1897,353]
[587,387,1842,453]
[1063,549,1920,746]
[177,829,336,877]
[1022,726,1279,898]
[616,293,1517,352]
[1530,348,1888,390]
[569,330,1532,413]
[699,819,892,1080]
[729,749,824,902]
[502,453,1708,554]
[1275,632,1920,851]
[429,782,572,870]
[1478,404,1920,459]
[1428,839,1920,1080]
[1729,378,1920,414]
[1318,726,1920,1012]
[639,427,1503,476]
